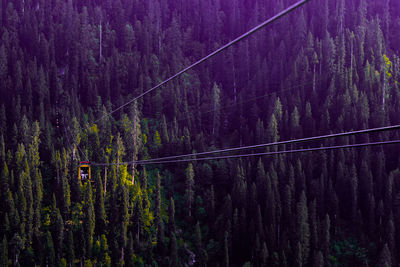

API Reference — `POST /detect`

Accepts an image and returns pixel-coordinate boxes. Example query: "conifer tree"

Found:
[378,243,392,267]
[195,221,207,267]
[60,150,71,217]
[266,114,279,143]
[95,174,107,235]
[43,231,56,267]
[185,163,195,219]
[261,242,269,266]
[223,231,229,267]
[312,251,323,267]
[0,236,7,267]
[50,197,64,263]
[296,191,310,266]
[168,197,176,237]
[212,83,221,138]
[170,232,178,267]
[100,234,111,266]
[155,172,165,255]
[83,183,95,258]
[130,101,141,184]
[232,163,247,209]
[118,183,129,263]
[125,232,135,267]
[0,162,9,208]
[66,231,75,266]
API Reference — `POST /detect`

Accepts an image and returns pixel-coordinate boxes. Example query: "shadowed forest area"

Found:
[1,0,400,266]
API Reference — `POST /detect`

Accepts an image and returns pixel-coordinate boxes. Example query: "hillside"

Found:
[1,0,400,266]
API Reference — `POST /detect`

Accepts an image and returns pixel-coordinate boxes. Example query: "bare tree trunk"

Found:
[132,120,137,185]
[383,69,386,110]
[131,102,140,185]
[231,52,237,103]
[99,20,102,62]
[117,155,120,180]
[350,37,353,72]
[104,167,107,198]
[57,167,60,185]
[313,64,316,92]
[121,247,124,266]
[137,223,140,243]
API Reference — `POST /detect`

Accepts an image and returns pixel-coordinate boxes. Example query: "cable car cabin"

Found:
[79,161,91,181]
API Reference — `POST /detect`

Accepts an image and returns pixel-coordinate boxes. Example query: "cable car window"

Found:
[80,167,90,180]
[78,162,91,181]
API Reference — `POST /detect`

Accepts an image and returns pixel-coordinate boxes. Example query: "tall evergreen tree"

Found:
[185,163,195,219]
[0,236,7,267]
[296,191,310,265]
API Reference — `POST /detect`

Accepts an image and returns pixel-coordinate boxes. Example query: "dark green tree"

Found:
[43,231,55,267]
[185,163,195,219]
[378,243,392,267]
[296,191,310,265]
[0,236,7,267]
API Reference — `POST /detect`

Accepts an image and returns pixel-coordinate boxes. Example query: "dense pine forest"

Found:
[1,0,400,266]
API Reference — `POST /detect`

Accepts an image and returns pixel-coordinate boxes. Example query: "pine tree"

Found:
[50,198,64,263]
[296,191,310,265]
[378,243,392,267]
[118,183,129,263]
[155,172,165,255]
[0,236,7,267]
[66,231,75,266]
[195,221,207,266]
[83,183,95,258]
[0,45,7,83]
[185,163,195,219]
[312,251,323,267]
[95,174,107,235]
[43,231,56,267]
[169,232,178,267]
[223,231,229,267]
[0,162,9,207]
[0,136,5,163]
[168,197,176,235]
[261,242,269,266]
[321,214,330,264]
[60,150,71,217]
[266,114,279,143]
[125,232,135,267]
[130,101,141,184]
[290,106,301,138]
[232,163,247,209]
[211,82,221,138]
[115,133,126,179]
[100,234,111,266]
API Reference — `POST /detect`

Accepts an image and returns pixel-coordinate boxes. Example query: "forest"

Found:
[1,0,400,266]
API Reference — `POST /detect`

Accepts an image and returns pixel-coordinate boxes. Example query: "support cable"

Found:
[91,140,400,166]
[93,0,311,124]
[120,124,400,164]
[90,125,400,166]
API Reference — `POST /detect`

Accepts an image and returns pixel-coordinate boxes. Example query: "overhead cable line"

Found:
[159,66,368,128]
[121,124,400,163]
[79,64,362,163]
[91,140,400,166]
[93,0,311,125]
[90,124,400,166]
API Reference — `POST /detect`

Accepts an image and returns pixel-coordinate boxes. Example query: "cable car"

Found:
[78,161,91,181]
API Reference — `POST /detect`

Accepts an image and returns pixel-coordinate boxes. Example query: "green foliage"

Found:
[330,238,368,267]
[43,231,55,266]
[0,236,7,267]
[0,0,400,266]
